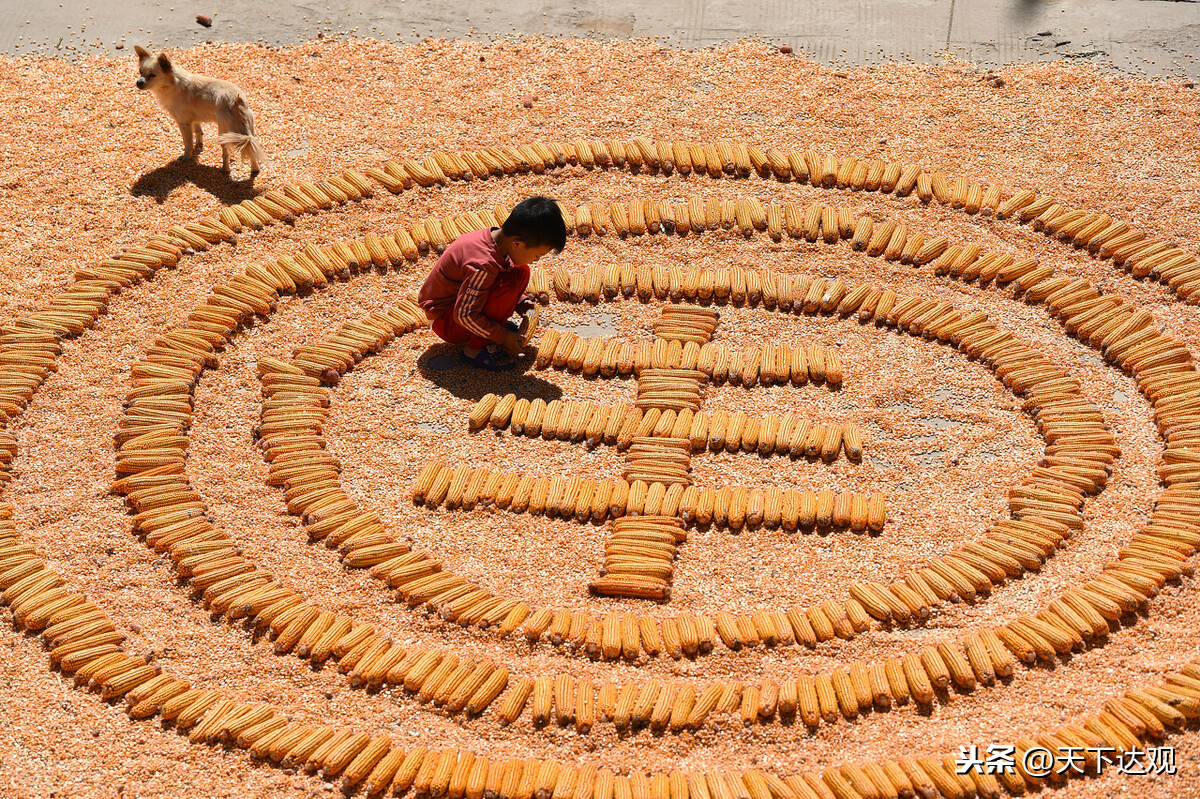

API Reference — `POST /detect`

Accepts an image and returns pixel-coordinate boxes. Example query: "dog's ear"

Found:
[134,45,150,59]
[157,53,173,73]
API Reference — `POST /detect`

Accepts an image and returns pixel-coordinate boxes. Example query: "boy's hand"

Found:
[501,331,524,355]
[515,296,536,315]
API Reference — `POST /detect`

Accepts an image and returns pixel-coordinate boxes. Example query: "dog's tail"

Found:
[217,132,268,168]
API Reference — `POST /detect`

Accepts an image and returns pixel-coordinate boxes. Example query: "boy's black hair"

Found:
[501,196,568,252]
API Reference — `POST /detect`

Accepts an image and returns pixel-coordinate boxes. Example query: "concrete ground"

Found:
[1,0,1198,77]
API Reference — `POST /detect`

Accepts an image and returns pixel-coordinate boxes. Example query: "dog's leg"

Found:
[178,121,195,160]
[192,123,204,155]
[216,122,231,173]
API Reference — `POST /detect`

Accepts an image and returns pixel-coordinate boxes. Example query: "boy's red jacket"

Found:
[417,227,520,345]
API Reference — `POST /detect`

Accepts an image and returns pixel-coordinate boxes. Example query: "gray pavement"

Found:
[2,0,1198,78]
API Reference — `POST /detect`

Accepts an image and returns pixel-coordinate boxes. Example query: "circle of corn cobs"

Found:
[229,201,1168,750]
[0,136,1195,797]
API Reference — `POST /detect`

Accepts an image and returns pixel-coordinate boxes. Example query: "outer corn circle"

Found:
[0,136,1197,795]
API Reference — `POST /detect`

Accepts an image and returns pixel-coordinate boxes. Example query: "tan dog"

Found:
[134,46,267,176]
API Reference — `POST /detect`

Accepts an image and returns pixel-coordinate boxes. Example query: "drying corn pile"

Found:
[2,37,1200,799]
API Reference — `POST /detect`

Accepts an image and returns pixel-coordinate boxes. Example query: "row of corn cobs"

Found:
[470,394,863,463]
[623,436,693,487]
[503,616,1193,744]
[481,659,1200,786]
[370,138,1200,305]
[509,637,1009,728]
[532,328,844,387]
[379,140,1001,219]
[616,309,712,488]
[411,460,882,533]
[655,304,719,342]
[996,190,1200,302]
[551,199,964,253]
[530,247,983,312]
[635,368,708,413]
[589,516,686,601]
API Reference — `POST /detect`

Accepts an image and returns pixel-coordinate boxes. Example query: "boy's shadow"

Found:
[417,344,563,404]
[130,159,258,205]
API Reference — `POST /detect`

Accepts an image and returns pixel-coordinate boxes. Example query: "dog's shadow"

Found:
[130,159,258,205]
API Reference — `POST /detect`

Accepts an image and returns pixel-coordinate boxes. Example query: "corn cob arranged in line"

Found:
[676,488,885,533]
[654,306,720,343]
[112,650,1200,771]
[415,453,887,535]
[491,180,1184,310]
[689,411,864,461]
[532,335,846,387]
[591,516,686,600]
[636,372,707,413]
[623,437,694,487]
